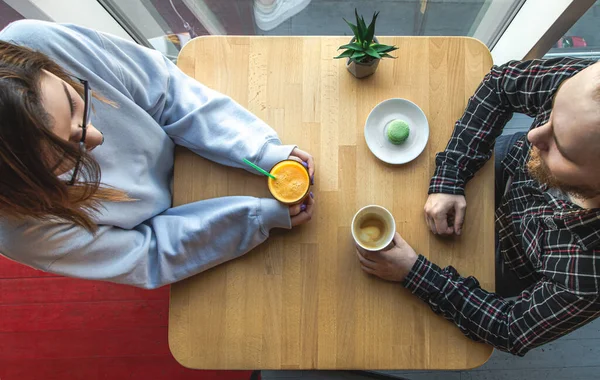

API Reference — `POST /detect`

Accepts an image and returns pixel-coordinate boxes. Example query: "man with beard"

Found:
[354,58,600,356]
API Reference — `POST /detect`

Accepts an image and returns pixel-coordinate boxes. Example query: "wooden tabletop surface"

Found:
[169,36,495,370]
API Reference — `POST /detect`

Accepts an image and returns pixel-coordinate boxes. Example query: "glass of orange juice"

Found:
[268,160,311,205]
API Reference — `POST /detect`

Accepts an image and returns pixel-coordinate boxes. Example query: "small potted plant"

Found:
[334,9,398,79]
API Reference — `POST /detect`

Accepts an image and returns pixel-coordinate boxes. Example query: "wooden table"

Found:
[169,36,495,370]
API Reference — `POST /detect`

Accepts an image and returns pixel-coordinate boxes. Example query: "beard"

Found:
[527,147,600,200]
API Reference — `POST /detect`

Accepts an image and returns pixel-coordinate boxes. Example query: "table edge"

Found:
[177,35,492,68]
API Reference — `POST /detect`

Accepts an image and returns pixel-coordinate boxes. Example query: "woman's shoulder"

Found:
[1,20,68,42]
[1,20,102,56]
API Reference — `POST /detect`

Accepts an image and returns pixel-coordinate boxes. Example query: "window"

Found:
[545,0,600,59]
[1,0,134,42]
[97,0,526,60]
[0,0,26,30]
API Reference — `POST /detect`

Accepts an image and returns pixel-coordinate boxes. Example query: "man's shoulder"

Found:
[506,57,597,72]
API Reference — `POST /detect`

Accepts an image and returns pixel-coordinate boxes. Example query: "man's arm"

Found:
[430,58,594,195]
[404,255,600,356]
[356,238,600,356]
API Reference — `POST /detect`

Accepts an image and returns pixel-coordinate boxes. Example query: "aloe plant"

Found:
[334,9,398,64]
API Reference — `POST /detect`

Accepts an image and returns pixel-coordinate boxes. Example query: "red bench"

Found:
[0,256,253,380]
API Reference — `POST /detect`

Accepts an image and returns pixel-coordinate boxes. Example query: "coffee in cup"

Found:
[351,205,396,251]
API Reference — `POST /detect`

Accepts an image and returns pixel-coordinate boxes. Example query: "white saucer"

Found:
[364,98,429,164]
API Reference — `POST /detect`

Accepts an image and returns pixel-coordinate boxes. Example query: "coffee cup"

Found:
[351,205,396,251]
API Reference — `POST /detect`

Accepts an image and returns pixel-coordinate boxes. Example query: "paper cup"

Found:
[351,205,396,251]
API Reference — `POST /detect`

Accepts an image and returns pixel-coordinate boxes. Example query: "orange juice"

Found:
[268,160,310,205]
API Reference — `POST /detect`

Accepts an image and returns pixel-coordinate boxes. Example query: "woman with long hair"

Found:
[0,20,315,288]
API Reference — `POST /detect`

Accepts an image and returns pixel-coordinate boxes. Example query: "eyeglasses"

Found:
[67,78,91,186]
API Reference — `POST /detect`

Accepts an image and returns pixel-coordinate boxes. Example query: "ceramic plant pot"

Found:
[347,58,380,78]
[346,36,380,79]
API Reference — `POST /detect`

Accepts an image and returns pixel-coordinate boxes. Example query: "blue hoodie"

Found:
[0,20,295,288]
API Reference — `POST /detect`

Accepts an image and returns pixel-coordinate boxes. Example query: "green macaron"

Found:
[387,119,410,145]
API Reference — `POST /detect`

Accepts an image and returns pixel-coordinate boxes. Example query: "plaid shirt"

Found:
[404,58,600,356]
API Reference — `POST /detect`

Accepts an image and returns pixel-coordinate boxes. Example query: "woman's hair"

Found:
[0,41,128,232]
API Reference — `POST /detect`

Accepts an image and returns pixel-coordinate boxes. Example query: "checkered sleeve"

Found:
[404,255,600,356]
[428,58,589,195]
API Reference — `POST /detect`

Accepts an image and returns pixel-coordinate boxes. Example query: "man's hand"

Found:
[424,193,466,236]
[355,232,418,282]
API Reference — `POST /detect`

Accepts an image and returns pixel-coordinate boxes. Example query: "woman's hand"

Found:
[287,147,315,227]
[288,147,315,184]
[289,191,315,227]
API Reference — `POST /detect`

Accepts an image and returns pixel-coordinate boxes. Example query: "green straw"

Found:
[243,158,276,180]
